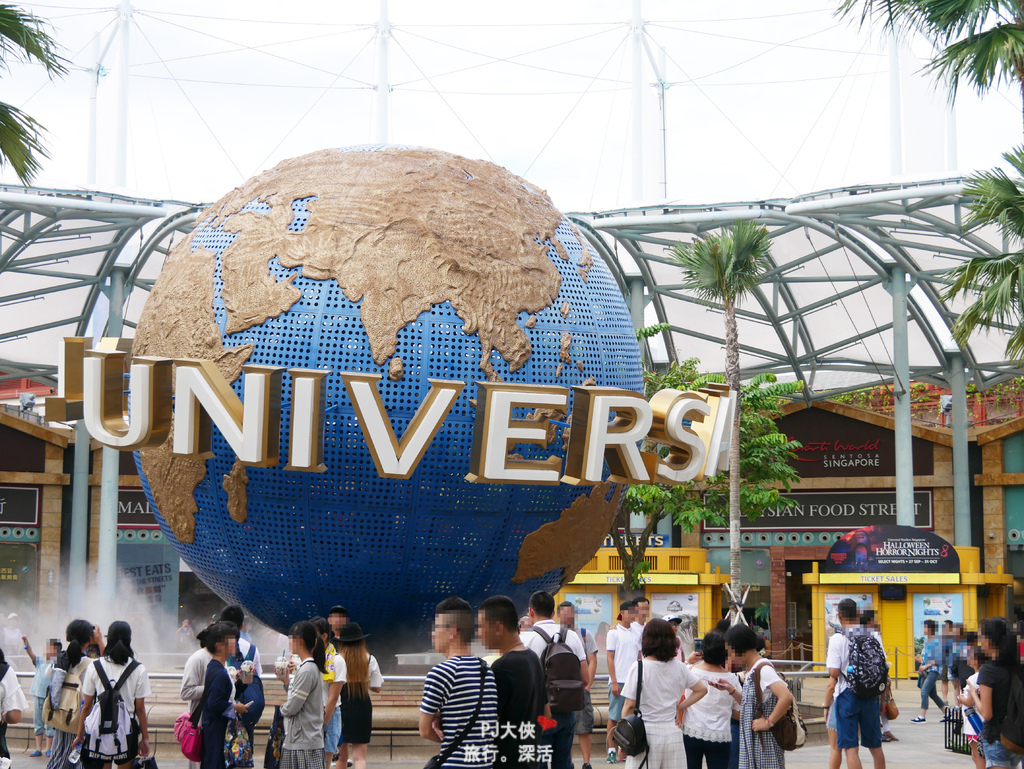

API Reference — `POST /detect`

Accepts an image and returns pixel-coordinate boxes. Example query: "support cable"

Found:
[647,29,794,195]
[251,35,374,177]
[132,20,245,181]
[390,35,494,162]
[522,31,629,178]
[767,40,868,198]
[391,26,627,88]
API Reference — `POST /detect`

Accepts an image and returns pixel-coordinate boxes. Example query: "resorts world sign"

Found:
[47,337,737,487]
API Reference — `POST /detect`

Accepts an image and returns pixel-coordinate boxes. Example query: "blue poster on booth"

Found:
[912,593,963,643]
[564,593,613,648]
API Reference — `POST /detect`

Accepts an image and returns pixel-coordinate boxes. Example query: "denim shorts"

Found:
[827,702,837,730]
[835,690,882,750]
[982,739,1023,768]
[324,707,341,753]
[608,685,626,721]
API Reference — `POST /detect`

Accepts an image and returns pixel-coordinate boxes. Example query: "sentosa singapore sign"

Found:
[47,337,736,486]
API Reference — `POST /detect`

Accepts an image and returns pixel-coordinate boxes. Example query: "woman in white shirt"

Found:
[724,624,793,769]
[621,619,708,769]
[956,639,985,769]
[74,621,153,769]
[680,631,740,769]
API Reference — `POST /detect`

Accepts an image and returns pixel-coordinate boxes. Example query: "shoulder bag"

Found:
[174,663,215,761]
[423,659,487,769]
[753,661,806,751]
[612,661,647,758]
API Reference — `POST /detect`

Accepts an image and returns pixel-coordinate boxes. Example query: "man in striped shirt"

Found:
[420,597,499,769]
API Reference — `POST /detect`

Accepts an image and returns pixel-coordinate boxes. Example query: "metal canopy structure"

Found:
[571,176,1024,403]
[0,186,200,385]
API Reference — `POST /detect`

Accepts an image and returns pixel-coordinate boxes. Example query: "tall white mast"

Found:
[114,0,132,187]
[631,0,644,201]
[376,0,391,145]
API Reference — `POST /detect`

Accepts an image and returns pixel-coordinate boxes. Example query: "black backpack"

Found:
[531,626,585,713]
[845,629,888,699]
[1000,669,1024,755]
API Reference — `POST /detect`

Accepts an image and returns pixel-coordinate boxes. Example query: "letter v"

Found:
[341,373,464,479]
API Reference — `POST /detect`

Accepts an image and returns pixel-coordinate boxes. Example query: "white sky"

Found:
[4,0,1022,211]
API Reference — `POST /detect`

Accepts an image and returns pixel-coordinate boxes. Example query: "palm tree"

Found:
[943,145,1024,358]
[0,5,65,184]
[838,0,1024,134]
[669,220,774,624]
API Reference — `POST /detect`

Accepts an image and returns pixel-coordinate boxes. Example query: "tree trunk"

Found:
[725,301,743,623]
[610,487,667,588]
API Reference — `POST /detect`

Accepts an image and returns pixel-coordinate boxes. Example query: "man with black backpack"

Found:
[523,591,590,769]
[825,599,888,769]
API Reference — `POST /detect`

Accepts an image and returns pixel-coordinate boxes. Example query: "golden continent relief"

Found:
[133,147,600,566]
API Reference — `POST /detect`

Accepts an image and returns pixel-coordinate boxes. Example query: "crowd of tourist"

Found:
[0,599,1020,769]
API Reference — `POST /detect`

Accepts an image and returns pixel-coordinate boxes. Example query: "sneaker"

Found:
[45,751,51,758]
[28,751,42,758]
[910,716,926,723]
[583,764,592,769]
[607,749,617,764]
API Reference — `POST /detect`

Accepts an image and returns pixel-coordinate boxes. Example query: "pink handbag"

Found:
[174,711,203,761]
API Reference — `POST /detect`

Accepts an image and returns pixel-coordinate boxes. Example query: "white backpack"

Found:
[82,660,140,764]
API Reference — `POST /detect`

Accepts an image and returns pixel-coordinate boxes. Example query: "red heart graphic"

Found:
[537,716,557,730]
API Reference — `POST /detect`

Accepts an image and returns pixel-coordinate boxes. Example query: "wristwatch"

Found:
[767,718,775,727]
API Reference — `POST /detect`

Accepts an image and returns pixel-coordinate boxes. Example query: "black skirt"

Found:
[339,685,373,744]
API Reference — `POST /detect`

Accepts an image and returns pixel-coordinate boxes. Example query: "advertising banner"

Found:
[824,593,874,643]
[704,490,932,530]
[823,525,960,574]
[118,488,160,528]
[0,485,39,526]
[912,594,963,640]
[116,543,180,644]
[564,592,612,644]
[652,592,699,651]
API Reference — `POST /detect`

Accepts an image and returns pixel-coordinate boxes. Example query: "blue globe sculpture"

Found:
[132,146,643,644]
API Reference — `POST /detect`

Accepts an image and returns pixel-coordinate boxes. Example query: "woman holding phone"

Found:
[201,622,251,769]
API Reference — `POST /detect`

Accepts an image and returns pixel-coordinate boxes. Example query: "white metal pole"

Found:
[376,0,390,145]
[87,36,99,186]
[114,0,131,188]
[888,34,903,176]
[631,0,644,202]
[945,101,958,172]
[658,44,667,200]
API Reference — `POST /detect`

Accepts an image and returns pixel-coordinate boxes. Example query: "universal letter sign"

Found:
[47,338,737,486]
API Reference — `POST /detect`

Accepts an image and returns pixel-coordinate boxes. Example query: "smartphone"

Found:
[694,638,703,655]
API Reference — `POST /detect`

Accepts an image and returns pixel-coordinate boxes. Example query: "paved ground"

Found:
[6,678,970,768]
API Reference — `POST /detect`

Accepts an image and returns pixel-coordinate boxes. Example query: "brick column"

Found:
[770,547,787,657]
[981,441,1005,572]
[37,443,66,619]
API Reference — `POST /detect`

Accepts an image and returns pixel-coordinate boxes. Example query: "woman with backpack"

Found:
[334,623,382,769]
[200,622,252,769]
[277,621,327,769]
[45,620,101,769]
[725,624,794,769]
[975,617,1022,769]
[73,621,152,769]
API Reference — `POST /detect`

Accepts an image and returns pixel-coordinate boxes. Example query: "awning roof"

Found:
[571,176,1023,401]
[1,177,1020,401]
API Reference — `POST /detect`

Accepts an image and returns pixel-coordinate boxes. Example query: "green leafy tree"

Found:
[0,5,66,183]
[668,221,774,620]
[610,358,803,597]
[838,0,1024,133]
[943,145,1024,360]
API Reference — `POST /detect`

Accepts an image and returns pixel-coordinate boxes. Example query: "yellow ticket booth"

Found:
[554,547,730,653]
[802,526,1013,677]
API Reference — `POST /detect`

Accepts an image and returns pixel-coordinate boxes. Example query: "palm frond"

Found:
[668,220,773,306]
[0,5,66,77]
[0,100,47,183]
[927,23,1024,97]
[835,0,933,36]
